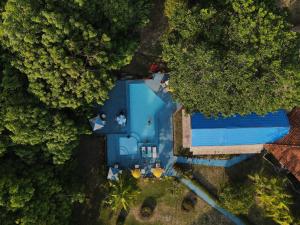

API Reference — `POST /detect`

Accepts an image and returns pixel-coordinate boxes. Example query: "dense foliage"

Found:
[219,172,295,225]
[0,62,87,164]
[250,174,294,225]
[162,0,300,116]
[219,183,255,215]
[105,174,140,212]
[0,0,151,224]
[0,0,150,109]
[0,155,84,225]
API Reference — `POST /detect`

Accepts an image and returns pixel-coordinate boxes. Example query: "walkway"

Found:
[179,177,245,225]
[176,154,254,167]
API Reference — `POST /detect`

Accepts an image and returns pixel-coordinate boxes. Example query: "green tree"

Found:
[105,174,140,212]
[219,182,255,215]
[0,154,84,225]
[0,56,88,164]
[250,173,294,225]
[162,0,300,116]
[0,0,151,109]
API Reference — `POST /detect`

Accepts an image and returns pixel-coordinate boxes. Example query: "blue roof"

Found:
[191,110,290,146]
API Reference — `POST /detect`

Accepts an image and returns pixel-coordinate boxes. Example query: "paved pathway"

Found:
[176,154,254,167]
[179,177,246,225]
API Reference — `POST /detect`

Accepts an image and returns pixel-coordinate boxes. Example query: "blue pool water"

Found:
[129,83,164,143]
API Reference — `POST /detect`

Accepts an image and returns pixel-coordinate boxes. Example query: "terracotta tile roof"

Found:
[264,107,300,181]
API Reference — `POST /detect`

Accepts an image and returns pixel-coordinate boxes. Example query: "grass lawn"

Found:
[99,178,234,225]
[191,154,264,197]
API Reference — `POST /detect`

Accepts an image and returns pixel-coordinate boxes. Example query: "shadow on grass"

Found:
[181,191,197,212]
[140,196,157,219]
[116,208,130,225]
[191,208,235,225]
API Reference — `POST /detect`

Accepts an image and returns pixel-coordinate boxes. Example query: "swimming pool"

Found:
[128,83,165,143]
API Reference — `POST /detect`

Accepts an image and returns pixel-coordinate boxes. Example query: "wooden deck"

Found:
[182,109,191,148]
[191,144,264,155]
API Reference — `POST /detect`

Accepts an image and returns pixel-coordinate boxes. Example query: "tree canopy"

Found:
[162,0,300,116]
[0,60,87,164]
[0,0,150,109]
[0,154,84,225]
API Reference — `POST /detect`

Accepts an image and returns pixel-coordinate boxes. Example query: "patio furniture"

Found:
[100,113,106,120]
[151,166,164,178]
[131,168,141,179]
[152,146,158,159]
[116,114,127,126]
[141,146,147,158]
[141,169,146,175]
[147,146,152,158]
[89,115,106,131]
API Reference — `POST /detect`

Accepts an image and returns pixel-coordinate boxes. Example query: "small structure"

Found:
[181,109,290,155]
[89,115,106,131]
[264,107,300,191]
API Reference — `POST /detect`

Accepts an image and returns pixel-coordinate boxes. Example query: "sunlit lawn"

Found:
[99,177,233,225]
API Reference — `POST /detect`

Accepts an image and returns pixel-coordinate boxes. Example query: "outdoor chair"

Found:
[147,146,152,158]
[141,146,146,157]
[152,146,158,159]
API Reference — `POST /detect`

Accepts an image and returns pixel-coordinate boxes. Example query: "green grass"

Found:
[134,178,185,206]
[125,215,163,225]
[99,177,233,225]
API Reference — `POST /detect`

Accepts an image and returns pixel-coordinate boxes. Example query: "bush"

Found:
[164,0,187,19]
[140,197,156,219]
[140,206,153,218]
[181,195,196,212]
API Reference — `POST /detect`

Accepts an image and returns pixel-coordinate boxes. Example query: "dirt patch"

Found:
[121,0,168,77]
[71,135,107,225]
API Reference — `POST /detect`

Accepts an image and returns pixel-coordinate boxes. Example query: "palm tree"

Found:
[105,174,140,212]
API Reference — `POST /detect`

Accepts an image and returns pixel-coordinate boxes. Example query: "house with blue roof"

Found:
[181,109,290,155]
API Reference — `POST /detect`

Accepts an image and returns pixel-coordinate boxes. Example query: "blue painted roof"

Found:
[191,110,290,146]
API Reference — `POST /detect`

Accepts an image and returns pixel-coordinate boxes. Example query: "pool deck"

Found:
[96,76,179,173]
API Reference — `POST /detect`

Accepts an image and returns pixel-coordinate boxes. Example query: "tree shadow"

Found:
[191,208,235,225]
[181,191,197,212]
[116,208,130,225]
[140,196,157,219]
[71,135,107,225]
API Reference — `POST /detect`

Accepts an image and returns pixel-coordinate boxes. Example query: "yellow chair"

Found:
[131,169,141,179]
[151,167,164,178]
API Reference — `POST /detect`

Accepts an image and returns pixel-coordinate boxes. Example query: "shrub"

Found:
[181,195,196,212]
[140,206,153,218]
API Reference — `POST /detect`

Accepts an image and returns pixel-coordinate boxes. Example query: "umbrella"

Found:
[89,115,105,131]
[107,167,120,181]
